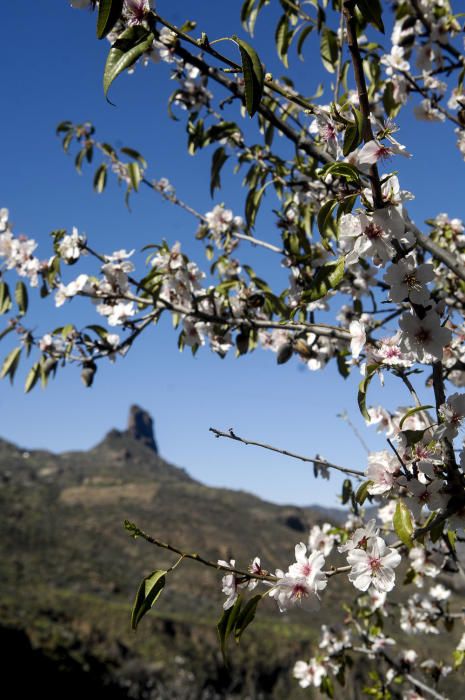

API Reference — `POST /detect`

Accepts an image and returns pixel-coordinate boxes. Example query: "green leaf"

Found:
[1,346,21,383]
[383,81,402,119]
[217,595,243,663]
[131,569,167,630]
[357,364,378,421]
[234,594,261,642]
[453,649,465,669]
[93,164,108,193]
[210,146,229,197]
[320,28,338,73]
[393,501,413,549]
[399,405,433,430]
[296,24,313,60]
[127,161,141,191]
[24,362,41,394]
[275,16,291,68]
[245,186,264,229]
[447,529,457,552]
[0,282,11,315]
[97,0,124,39]
[104,27,155,100]
[302,257,345,303]
[355,0,385,33]
[355,480,373,505]
[401,429,427,447]
[317,198,337,239]
[120,147,148,169]
[343,124,361,157]
[234,36,265,117]
[342,478,352,505]
[321,162,361,183]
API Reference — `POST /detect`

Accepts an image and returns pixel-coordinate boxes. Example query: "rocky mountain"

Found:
[0,406,348,699]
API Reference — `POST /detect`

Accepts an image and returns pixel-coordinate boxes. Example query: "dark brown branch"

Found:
[342,0,384,209]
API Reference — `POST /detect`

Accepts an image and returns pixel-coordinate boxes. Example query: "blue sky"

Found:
[0,1,462,506]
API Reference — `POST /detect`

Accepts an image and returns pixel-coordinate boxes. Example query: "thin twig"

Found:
[127,522,278,583]
[209,427,365,477]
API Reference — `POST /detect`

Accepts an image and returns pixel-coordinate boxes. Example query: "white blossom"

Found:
[347,536,401,592]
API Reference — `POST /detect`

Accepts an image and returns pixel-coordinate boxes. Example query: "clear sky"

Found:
[0,1,463,506]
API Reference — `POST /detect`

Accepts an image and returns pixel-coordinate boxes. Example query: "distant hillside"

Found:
[0,407,462,699]
[0,406,350,699]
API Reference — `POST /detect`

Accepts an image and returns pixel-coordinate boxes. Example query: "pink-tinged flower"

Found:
[437,392,465,440]
[349,319,366,359]
[308,524,337,557]
[365,588,387,612]
[288,543,327,592]
[399,311,452,363]
[414,99,445,123]
[338,518,379,553]
[406,478,446,516]
[347,536,401,593]
[366,451,399,495]
[409,547,444,581]
[339,206,405,265]
[293,659,327,688]
[123,0,151,25]
[375,332,412,367]
[429,584,450,602]
[381,45,410,75]
[383,255,434,305]
[269,573,322,612]
[218,559,238,610]
[366,406,395,436]
[357,139,411,166]
[246,557,264,591]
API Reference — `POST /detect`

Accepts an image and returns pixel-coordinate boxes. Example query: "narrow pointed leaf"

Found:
[0,282,11,314]
[399,405,433,430]
[393,501,413,548]
[302,257,345,303]
[131,569,167,630]
[317,198,337,238]
[357,364,379,421]
[93,164,108,193]
[217,595,242,663]
[234,594,261,642]
[210,146,228,197]
[128,162,141,191]
[104,27,155,100]
[355,0,385,33]
[234,36,264,117]
[25,362,41,394]
[1,346,21,383]
[97,0,124,39]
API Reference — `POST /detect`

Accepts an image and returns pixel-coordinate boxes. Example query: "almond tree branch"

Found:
[342,0,384,209]
[209,427,365,477]
[125,521,278,583]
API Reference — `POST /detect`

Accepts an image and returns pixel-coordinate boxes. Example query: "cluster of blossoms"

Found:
[200,205,244,251]
[0,208,45,288]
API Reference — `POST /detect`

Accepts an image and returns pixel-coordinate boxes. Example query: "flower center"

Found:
[415,327,432,344]
[292,583,309,600]
[322,124,336,141]
[385,347,402,358]
[365,223,384,240]
[369,557,381,573]
[376,145,392,161]
[404,272,419,289]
